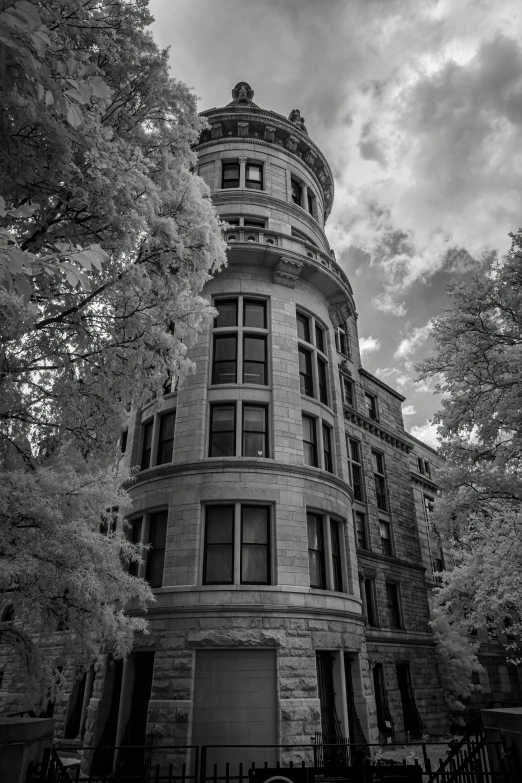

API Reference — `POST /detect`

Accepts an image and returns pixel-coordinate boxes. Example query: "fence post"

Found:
[199,746,207,783]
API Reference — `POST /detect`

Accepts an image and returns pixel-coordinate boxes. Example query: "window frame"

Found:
[156,410,176,466]
[242,404,269,458]
[365,392,378,422]
[140,419,154,471]
[302,414,318,467]
[348,437,365,502]
[211,295,270,387]
[363,577,378,627]
[298,346,314,397]
[340,374,355,408]
[385,582,402,629]
[335,324,349,357]
[291,177,302,206]
[322,423,333,473]
[372,450,388,512]
[354,510,368,550]
[240,505,271,585]
[222,160,240,189]
[307,511,326,589]
[203,504,235,585]
[203,503,273,586]
[296,309,330,407]
[209,403,237,458]
[145,510,168,588]
[245,162,263,190]
[379,519,393,557]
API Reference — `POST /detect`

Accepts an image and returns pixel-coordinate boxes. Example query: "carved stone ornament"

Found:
[285,135,299,153]
[238,122,249,137]
[303,148,317,167]
[264,125,276,143]
[329,302,352,326]
[288,109,308,135]
[273,256,303,288]
[211,123,223,139]
[318,168,327,184]
[339,360,351,375]
[227,81,258,107]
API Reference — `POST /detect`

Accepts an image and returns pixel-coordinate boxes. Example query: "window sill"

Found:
[300,394,334,417]
[208,383,272,390]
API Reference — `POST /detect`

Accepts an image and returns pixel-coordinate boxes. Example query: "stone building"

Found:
[0,82,451,771]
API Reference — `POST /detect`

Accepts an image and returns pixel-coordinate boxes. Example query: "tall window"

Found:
[212,297,269,386]
[209,404,236,457]
[141,419,153,470]
[204,504,271,586]
[363,578,377,626]
[423,496,435,528]
[307,191,315,216]
[298,347,313,396]
[373,665,393,737]
[348,438,364,502]
[204,505,234,584]
[302,415,318,467]
[380,520,392,557]
[307,512,346,593]
[222,161,239,188]
[330,519,343,592]
[307,512,326,589]
[386,582,402,628]
[322,424,333,473]
[335,324,349,357]
[291,178,302,205]
[417,457,431,477]
[340,375,355,407]
[318,359,328,405]
[354,511,368,550]
[156,411,176,465]
[372,451,388,511]
[242,405,268,458]
[146,511,168,588]
[245,163,263,190]
[241,506,270,583]
[296,311,329,405]
[126,517,143,577]
[365,392,378,421]
[120,430,128,454]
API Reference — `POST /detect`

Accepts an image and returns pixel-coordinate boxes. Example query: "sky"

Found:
[148,0,522,447]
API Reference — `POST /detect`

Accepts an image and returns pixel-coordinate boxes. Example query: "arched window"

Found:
[1,605,15,623]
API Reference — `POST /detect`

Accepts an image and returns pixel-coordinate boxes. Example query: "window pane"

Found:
[297,313,310,343]
[157,412,176,465]
[206,507,234,543]
[291,179,301,205]
[349,439,360,462]
[352,465,363,501]
[322,424,333,473]
[242,506,269,543]
[215,299,238,327]
[244,300,266,328]
[146,511,167,588]
[342,377,353,406]
[307,514,325,589]
[247,165,261,181]
[243,405,265,432]
[307,513,322,549]
[243,336,266,384]
[355,511,367,549]
[318,360,328,405]
[141,420,153,470]
[242,546,268,582]
[243,432,266,458]
[302,416,314,443]
[212,335,237,384]
[205,545,233,583]
[331,520,343,592]
[210,405,235,457]
[315,324,325,353]
[298,347,313,396]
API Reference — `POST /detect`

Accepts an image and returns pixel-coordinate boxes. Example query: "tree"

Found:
[0,0,227,704]
[418,232,522,675]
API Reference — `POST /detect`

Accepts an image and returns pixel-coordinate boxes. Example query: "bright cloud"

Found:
[409,420,440,449]
[359,336,381,355]
[402,404,416,417]
[394,321,433,359]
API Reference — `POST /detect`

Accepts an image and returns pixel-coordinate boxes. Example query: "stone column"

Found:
[239,156,247,188]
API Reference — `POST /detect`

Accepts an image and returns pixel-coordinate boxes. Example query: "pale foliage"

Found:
[418,235,522,677]
[0,0,227,702]
[430,603,483,709]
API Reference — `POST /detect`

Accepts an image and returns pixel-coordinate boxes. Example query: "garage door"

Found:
[192,650,277,772]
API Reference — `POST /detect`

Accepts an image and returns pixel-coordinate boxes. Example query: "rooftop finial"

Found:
[288,109,308,135]
[228,82,257,107]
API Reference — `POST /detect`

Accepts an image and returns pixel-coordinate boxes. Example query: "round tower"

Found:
[120,82,373,771]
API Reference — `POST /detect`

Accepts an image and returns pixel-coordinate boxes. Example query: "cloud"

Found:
[402,404,416,417]
[394,321,433,359]
[409,419,440,449]
[372,292,407,317]
[359,335,382,355]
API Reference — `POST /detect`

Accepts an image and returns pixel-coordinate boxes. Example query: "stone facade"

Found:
[0,83,451,769]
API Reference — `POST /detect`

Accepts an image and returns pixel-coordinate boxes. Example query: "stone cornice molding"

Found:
[212,189,331,249]
[195,118,334,218]
[343,405,413,453]
[128,457,354,499]
[273,256,303,288]
[356,549,426,573]
[359,367,406,402]
[364,628,436,647]
[411,471,439,493]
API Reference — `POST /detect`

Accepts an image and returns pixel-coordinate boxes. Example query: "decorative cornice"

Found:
[411,471,439,493]
[195,110,335,218]
[329,301,355,324]
[128,457,354,498]
[359,368,406,402]
[355,549,426,573]
[273,256,303,288]
[365,629,436,648]
[343,405,413,453]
